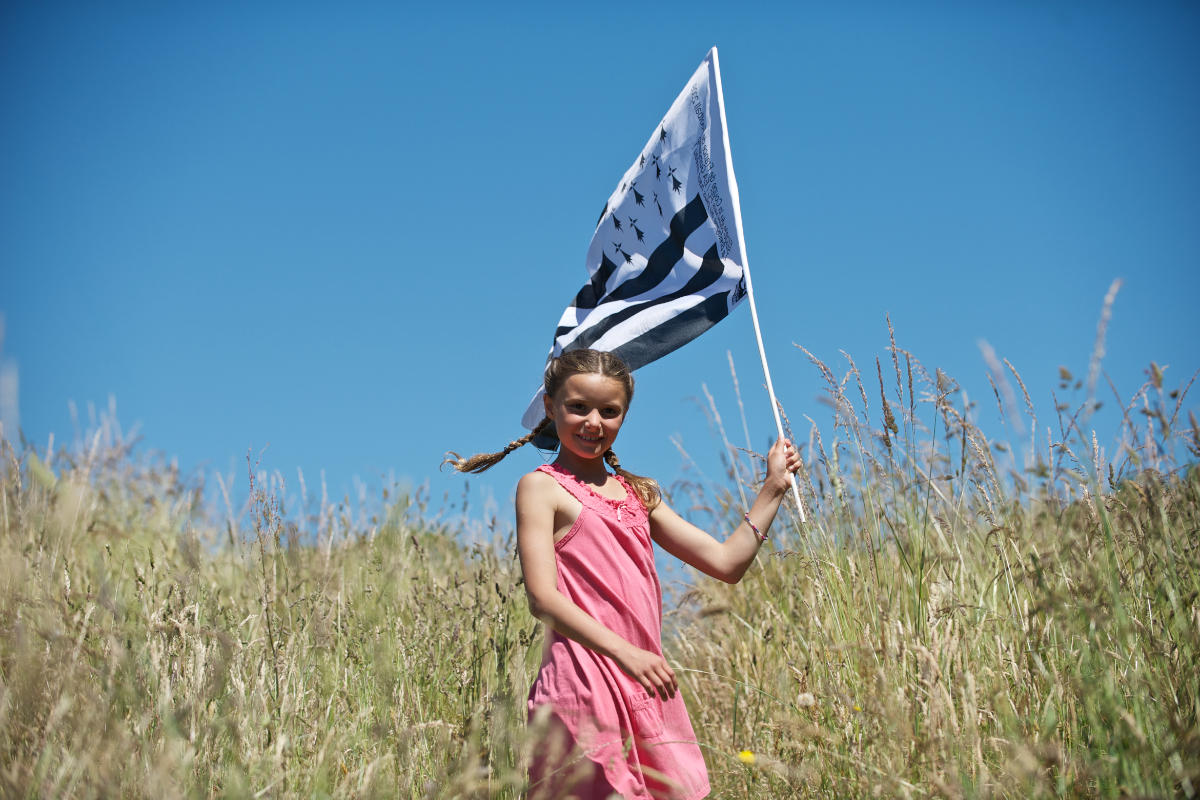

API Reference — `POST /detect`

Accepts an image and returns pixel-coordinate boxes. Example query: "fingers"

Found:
[651,664,677,699]
[661,662,677,698]
[769,437,801,475]
[785,440,801,473]
[640,658,677,699]
[620,645,679,699]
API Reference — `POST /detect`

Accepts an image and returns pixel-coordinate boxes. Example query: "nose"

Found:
[584,410,602,430]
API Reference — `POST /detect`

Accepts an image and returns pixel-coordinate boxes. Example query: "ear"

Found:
[542,390,553,418]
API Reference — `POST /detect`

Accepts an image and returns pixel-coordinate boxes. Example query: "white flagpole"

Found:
[737,247,807,523]
[711,48,807,524]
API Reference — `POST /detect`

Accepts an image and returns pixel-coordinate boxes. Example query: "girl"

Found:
[447,349,799,800]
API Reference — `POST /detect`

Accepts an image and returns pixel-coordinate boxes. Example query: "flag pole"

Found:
[711,48,807,524]
[736,250,807,523]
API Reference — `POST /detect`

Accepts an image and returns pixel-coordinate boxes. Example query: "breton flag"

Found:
[522,47,750,430]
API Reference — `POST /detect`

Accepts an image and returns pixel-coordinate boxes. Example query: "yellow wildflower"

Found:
[738,749,756,765]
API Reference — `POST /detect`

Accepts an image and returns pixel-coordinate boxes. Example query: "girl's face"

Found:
[544,372,629,462]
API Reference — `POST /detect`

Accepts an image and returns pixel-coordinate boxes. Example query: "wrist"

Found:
[743,512,766,543]
[762,477,789,500]
[609,639,635,665]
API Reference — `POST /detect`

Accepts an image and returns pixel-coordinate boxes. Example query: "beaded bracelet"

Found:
[744,512,766,543]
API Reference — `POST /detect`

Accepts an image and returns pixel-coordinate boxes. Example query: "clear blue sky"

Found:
[3,2,1198,535]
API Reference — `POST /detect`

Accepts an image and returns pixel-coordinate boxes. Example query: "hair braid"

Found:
[604,448,661,511]
[443,418,552,474]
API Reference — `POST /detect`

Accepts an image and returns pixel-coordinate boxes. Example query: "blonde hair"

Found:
[444,349,661,510]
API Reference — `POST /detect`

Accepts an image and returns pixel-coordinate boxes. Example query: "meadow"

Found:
[2,320,1197,798]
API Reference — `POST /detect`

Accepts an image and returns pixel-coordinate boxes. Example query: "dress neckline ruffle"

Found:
[540,461,646,526]
[544,461,628,503]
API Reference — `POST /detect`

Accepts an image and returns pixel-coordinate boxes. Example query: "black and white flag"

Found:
[522,47,750,430]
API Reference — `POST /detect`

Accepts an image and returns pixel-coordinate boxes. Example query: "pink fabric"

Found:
[527,463,710,800]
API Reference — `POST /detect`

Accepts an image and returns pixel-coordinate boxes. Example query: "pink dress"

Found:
[527,462,710,800]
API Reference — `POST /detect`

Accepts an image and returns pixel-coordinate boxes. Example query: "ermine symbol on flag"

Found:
[522,47,751,432]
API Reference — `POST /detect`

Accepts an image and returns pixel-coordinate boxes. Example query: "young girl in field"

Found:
[447,349,799,800]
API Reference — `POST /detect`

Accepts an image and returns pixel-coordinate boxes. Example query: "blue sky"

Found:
[2,1,1198,536]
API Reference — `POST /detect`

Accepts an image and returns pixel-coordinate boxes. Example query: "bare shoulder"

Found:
[517,468,558,495]
[516,469,561,511]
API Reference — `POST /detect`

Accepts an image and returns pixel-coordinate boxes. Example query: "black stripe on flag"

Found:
[610,286,733,371]
[553,252,619,341]
[572,252,619,312]
[569,242,726,354]
[605,194,708,303]
[553,195,711,342]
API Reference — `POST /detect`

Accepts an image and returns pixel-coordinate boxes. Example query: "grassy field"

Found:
[2,328,1197,798]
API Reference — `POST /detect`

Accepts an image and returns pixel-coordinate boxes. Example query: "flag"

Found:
[522,47,750,431]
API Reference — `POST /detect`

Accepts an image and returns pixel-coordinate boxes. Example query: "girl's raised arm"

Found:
[650,436,800,583]
[515,471,679,699]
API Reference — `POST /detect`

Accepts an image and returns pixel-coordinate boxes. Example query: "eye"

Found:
[602,407,621,418]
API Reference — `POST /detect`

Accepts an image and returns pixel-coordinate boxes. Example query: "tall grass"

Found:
[0,422,545,798]
[674,307,1198,798]
[1,315,1196,797]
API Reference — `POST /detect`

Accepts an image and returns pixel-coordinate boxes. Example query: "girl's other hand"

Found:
[766,435,801,494]
[616,645,678,699]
